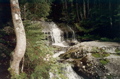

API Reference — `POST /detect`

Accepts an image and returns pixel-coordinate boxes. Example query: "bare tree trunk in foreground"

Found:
[9,0,26,76]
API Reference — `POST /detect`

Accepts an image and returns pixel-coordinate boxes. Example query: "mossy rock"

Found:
[115,48,120,53]
[115,48,120,56]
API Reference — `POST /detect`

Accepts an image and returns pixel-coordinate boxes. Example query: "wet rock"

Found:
[60,41,120,79]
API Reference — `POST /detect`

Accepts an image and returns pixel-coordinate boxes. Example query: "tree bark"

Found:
[76,0,80,22]
[109,0,113,27]
[87,0,89,17]
[83,0,86,19]
[9,0,26,76]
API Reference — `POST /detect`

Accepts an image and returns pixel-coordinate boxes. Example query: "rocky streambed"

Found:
[59,41,120,79]
[40,21,120,79]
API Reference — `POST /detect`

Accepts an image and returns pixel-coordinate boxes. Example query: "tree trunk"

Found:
[87,0,89,17]
[76,0,80,22]
[65,0,67,10]
[9,0,26,76]
[83,0,86,19]
[109,0,113,27]
[23,3,27,20]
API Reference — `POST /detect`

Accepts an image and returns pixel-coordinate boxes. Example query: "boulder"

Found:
[60,41,120,79]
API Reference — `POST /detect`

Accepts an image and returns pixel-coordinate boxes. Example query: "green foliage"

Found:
[115,48,120,55]
[113,38,120,42]
[92,53,101,58]
[92,47,110,58]
[19,0,27,4]
[75,23,96,33]
[19,1,51,20]
[18,0,120,39]
[78,34,99,41]
[19,20,67,79]
[92,53,110,58]
[0,26,15,67]
[27,2,51,20]
[11,72,28,79]
[100,59,109,65]
[106,75,114,79]
[115,49,120,53]
[22,20,53,79]
[49,62,68,79]
[100,37,112,42]
[92,47,102,53]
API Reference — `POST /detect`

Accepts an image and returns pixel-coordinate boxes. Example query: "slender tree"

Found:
[83,0,86,19]
[76,0,80,22]
[9,0,26,76]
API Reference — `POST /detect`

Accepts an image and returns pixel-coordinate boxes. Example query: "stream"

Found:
[42,22,84,79]
[42,22,120,79]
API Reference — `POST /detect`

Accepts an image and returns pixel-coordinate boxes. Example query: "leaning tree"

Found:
[9,0,26,77]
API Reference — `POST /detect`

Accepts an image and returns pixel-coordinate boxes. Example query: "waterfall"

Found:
[65,64,84,79]
[50,23,62,44]
[50,51,84,79]
[42,22,78,46]
[42,22,120,79]
[42,22,82,79]
[47,22,68,47]
[67,25,76,41]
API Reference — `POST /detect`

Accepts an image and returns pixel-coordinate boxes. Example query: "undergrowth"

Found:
[15,20,67,79]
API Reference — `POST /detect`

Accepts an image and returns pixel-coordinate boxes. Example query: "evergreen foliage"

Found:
[14,20,67,79]
[22,20,52,79]
[19,0,51,20]
[0,26,14,67]
[48,0,120,40]
[27,2,50,20]
[0,0,120,78]
[1,0,120,40]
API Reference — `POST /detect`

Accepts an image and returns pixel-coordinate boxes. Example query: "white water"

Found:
[65,64,84,79]
[67,26,76,41]
[51,24,62,43]
[50,23,82,79]
[42,22,82,79]
[50,50,84,79]
[53,51,65,58]
[49,22,68,47]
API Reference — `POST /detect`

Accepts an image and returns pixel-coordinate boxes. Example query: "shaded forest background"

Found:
[1,0,120,40]
[0,0,120,78]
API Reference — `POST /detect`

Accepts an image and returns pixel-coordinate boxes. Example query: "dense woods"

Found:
[50,0,120,40]
[0,0,120,78]
[1,0,120,39]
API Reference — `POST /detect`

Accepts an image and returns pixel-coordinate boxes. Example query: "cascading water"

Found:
[42,22,83,79]
[43,22,83,79]
[65,64,84,79]
[42,22,66,46]
[49,22,68,47]
[50,23,62,44]
[67,26,78,44]
[67,25,76,41]
[51,50,84,79]
[42,22,120,79]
